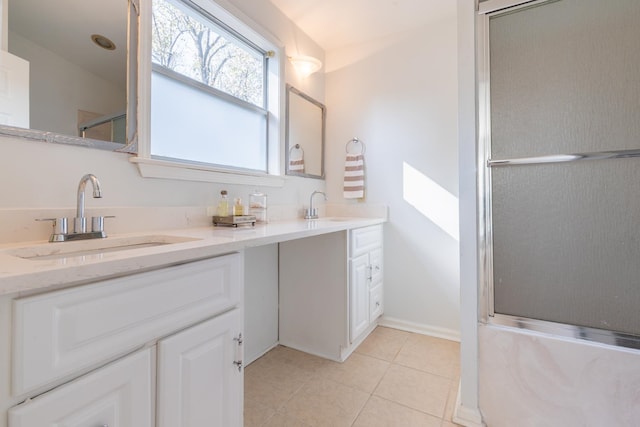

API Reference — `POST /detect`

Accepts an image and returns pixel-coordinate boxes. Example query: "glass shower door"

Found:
[482,0,640,346]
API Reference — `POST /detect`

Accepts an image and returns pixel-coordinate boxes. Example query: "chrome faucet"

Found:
[74,174,102,233]
[37,174,110,242]
[305,190,327,219]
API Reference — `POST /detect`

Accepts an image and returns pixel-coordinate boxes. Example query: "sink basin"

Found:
[8,235,201,261]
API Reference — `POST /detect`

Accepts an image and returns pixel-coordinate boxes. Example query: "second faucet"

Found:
[305,190,327,219]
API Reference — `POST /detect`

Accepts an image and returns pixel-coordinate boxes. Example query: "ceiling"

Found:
[8,0,128,89]
[7,0,452,86]
[268,0,455,52]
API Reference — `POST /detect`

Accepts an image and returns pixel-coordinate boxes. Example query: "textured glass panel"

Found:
[151,72,267,171]
[490,0,640,160]
[492,159,640,336]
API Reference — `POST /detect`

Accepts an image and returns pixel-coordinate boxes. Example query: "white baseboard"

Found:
[379,316,461,342]
[453,380,485,427]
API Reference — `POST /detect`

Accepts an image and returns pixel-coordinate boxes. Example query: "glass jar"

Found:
[249,190,267,222]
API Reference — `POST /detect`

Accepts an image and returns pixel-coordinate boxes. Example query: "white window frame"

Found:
[131,0,285,187]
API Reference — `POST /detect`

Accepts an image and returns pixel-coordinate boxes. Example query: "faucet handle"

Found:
[91,215,115,233]
[36,217,68,235]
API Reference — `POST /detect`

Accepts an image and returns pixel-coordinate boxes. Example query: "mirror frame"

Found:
[0,0,138,153]
[285,84,326,179]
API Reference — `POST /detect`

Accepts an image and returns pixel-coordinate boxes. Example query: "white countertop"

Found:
[0,217,385,297]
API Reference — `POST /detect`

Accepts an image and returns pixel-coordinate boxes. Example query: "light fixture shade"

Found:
[289,55,322,78]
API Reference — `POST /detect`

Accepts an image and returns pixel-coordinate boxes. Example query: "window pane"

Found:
[152,0,264,107]
[151,71,267,171]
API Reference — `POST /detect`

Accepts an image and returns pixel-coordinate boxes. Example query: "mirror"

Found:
[285,85,325,179]
[1,0,136,151]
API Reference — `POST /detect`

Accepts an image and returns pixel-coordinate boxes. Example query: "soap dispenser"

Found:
[217,190,229,216]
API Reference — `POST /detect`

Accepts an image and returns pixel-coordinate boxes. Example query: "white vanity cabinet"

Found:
[279,224,383,362]
[2,253,244,427]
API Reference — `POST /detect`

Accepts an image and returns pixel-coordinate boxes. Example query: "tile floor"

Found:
[244,326,462,427]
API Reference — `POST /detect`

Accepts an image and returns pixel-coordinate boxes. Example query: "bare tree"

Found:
[152,0,264,106]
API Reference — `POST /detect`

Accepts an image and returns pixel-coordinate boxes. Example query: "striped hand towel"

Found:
[344,153,365,199]
[289,156,305,173]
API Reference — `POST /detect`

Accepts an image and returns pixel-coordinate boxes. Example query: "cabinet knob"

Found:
[233,360,243,372]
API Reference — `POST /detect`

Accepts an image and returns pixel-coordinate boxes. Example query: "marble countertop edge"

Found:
[0,217,386,297]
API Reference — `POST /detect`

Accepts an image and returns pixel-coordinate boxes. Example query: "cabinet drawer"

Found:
[350,225,383,257]
[8,347,153,427]
[12,253,242,397]
[369,284,383,322]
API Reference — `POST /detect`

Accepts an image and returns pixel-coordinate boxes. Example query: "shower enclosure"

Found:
[478,0,640,348]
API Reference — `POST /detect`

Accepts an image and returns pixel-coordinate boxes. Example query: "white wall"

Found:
[0,0,326,241]
[325,7,460,339]
[244,244,279,364]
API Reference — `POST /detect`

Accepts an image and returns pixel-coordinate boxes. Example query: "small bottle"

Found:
[217,190,229,216]
[233,198,244,216]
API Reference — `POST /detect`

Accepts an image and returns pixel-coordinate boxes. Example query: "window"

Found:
[139,0,281,178]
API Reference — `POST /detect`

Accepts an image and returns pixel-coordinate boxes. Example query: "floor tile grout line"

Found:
[391,359,457,381]
[349,392,374,427]
[367,393,449,423]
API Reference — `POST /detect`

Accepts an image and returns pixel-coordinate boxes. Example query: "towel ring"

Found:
[289,143,304,158]
[346,137,365,155]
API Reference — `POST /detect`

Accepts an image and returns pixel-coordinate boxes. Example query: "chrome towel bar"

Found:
[487,148,640,167]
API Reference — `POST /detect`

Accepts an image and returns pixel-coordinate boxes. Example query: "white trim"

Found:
[135,0,284,176]
[130,157,285,187]
[378,316,461,342]
[453,382,486,427]
[137,0,152,158]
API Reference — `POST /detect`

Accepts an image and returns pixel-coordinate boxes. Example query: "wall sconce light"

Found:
[289,55,323,78]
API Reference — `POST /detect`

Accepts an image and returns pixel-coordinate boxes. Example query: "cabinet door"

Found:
[157,309,243,427]
[350,254,370,342]
[8,348,153,427]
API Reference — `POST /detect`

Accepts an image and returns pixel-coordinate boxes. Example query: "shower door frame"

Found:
[476,0,640,350]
